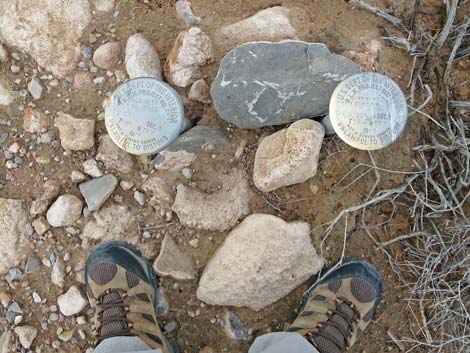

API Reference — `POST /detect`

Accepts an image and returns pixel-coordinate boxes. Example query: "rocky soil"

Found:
[0,0,451,352]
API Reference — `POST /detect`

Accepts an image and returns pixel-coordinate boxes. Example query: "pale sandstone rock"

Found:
[30,180,60,216]
[0,199,28,273]
[46,195,83,227]
[172,170,252,231]
[81,205,134,248]
[125,33,162,79]
[32,216,49,235]
[253,119,325,192]
[0,0,91,77]
[165,27,213,87]
[93,42,121,69]
[96,135,134,174]
[13,326,37,349]
[142,175,174,210]
[219,7,296,45]
[197,214,324,310]
[153,234,196,280]
[55,112,95,151]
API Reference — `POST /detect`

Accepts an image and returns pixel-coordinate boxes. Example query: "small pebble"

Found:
[134,191,145,206]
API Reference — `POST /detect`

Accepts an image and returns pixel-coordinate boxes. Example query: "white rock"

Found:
[46,195,83,227]
[0,81,13,106]
[153,234,196,280]
[219,7,296,45]
[82,159,103,178]
[125,33,162,79]
[13,326,37,349]
[27,77,43,100]
[57,286,88,316]
[172,170,252,231]
[96,134,134,174]
[0,0,91,77]
[7,142,19,154]
[0,199,28,274]
[93,42,121,69]
[175,0,201,25]
[94,0,115,12]
[165,27,213,87]
[51,257,65,288]
[253,119,325,192]
[55,112,95,151]
[188,79,210,103]
[197,214,324,310]
[0,330,14,353]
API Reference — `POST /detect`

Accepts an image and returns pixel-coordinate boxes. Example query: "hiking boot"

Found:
[85,241,174,352]
[287,259,382,353]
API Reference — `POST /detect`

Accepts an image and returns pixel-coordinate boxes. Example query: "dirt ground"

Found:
[0,0,461,352]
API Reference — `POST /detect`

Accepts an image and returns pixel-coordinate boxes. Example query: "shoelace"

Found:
[305,298,360,352]
[94,288,133,345]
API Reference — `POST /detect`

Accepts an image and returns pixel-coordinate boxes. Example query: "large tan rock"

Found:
[254,119,325,192]
[0,0,91,77]
[55,112,95,151]
[0,199,28,273]
[197,214,324,311]
[172,170,252,232]
[219,7,296,45]
[165,27,213,87]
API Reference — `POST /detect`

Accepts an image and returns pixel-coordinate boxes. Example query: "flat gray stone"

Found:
[79,175,118,211]
[153,126,228,171]
[211,41,360,129]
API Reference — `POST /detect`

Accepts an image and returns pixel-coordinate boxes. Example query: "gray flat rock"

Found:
[211,41,360,129]
[79,175,118,211]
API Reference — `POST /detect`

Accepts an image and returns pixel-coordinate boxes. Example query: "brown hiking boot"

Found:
[287,259,382,353]
[85,241,177,353]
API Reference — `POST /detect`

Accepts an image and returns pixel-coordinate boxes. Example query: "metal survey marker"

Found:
[105,77,184,156]
[329,72,408,150]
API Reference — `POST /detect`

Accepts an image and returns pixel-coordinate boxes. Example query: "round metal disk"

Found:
[329,72,407,150]
[105,77,184,156]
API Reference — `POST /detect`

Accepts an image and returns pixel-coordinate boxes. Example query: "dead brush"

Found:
[317,1,470,352]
